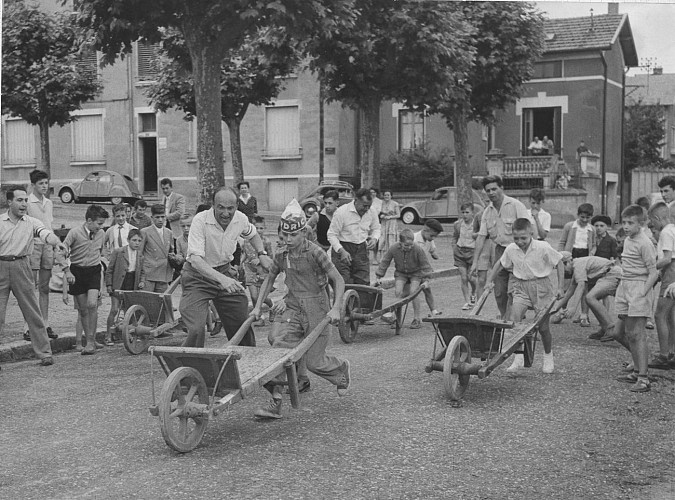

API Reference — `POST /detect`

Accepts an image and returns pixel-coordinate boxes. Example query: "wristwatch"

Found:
[257,250,268,256]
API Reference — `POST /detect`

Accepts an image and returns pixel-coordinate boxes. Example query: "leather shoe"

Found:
[81,347,97,355]
[23,330,31,342]
[40,356,54,366]
[46,327,58,339]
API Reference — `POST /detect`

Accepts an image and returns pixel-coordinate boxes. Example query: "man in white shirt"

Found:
[25,170,58,340]
[180,188,272,347]
[327,188,381,286]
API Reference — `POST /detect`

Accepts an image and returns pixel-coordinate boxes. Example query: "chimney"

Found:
[653,66,663,76]
[608,3,619,14]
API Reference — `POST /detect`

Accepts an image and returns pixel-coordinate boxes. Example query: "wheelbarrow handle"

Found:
[469,288,492,316]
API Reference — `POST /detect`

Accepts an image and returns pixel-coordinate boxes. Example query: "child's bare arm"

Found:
[250,269,279,318]
[644,268,659,296]
[556,261,565,298]
[327,267,345,323]
[62,277,69,305]
[485,260,504,289]
[656,249,672,270]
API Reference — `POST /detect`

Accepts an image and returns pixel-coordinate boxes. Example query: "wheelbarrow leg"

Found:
[285,362,301,409]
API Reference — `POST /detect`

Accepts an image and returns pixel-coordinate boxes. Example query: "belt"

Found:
[0,255,26,261]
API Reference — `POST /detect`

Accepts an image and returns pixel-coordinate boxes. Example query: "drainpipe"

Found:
[620,66,627,214]
[127,56,137,187]
[319,80,324,182]
[600,51,608,213]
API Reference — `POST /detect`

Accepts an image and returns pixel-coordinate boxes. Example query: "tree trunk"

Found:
[450,109,473,211]
[359,97,381,189]
[38,117,50,176]
[226,117,244,187]
[185,36,226,204]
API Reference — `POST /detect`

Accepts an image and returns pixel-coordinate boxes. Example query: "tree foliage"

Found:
[429,2,545,208]
[307,0,474,189]
[145,28,301,186]
[624,100,667,171]
[379,146,455,192]
[2,0,102,174]
[73,0,355,202]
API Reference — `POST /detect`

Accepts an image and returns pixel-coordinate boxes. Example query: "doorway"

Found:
[522,107,561,155]
[140,137,158,193]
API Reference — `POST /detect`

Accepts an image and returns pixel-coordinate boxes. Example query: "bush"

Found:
[379,146,454,191]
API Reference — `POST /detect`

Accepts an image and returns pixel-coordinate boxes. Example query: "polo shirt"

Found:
[621,231,657,281]
[414,230,436,254]
[63,223,105,268]
[327,201,381,252]
[478,195,528,247]
[187,209,256,267]
[571,256,613,283]
[500,239,562,280]
[0,212,52,257]
[26,193,53,231]
[526,208,551,233]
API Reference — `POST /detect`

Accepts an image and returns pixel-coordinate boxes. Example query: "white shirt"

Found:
[371,197,383,216]
[572,221,592,249]
[657,224,675,260]
[111,222,132,249]
[414,231,436,254]
[127,247,138,273]
[187,209,257,267]
[327,201,382,252]
[26,193,53,242]
[527,208,551,233]
[500,239,562,280]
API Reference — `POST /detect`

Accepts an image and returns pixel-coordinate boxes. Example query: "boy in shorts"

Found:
[647,202,675,369]
[250,199,350,419]
[375,228,433,329]
[413,219,443,317]
[452,203,478,310]
[527,188,551,240]
[612,205,658,392]
[486,218,564,374]
[25,169,58,341]
[63,205,110,355]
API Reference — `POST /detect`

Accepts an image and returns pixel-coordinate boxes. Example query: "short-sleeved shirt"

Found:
[572,221,593,249]
[572,256,613,283]
[26,193,53,238]
[526,208,551,234]
[327,201,381,251]
[64,223,105,267]
[187,209,256,267]
[454,219,476,248]
[376,242,433,280]
[0,212,52,257]
[413,230,436,254]
[621,231,657,281]
[657,224,675,288]
[500,239,562,280]
[478,195,528,247]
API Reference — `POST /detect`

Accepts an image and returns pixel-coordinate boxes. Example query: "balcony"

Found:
[486,151,582,190]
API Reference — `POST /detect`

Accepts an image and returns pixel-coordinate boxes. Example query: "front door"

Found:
[140,137,158,193]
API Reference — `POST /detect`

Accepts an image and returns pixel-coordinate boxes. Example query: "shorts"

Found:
[588,268,621,298]
[615,279,653,317]
[453,246,474,269]
[30,242,54,271]
[511,277,555,314]
[572,248,589,259]
[69,264,102,296]
[476,239,494,272]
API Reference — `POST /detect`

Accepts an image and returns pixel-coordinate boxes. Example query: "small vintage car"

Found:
[298,180,354,217]
[58,170,143,205]
[400,187,486,225]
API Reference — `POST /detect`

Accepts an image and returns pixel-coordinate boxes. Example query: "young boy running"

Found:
[413,218,443,317]
[612,205,658,392]
[452,203,478,310]
[63,205,110,355]
[487,218,564,374]
[250,200,350,419]
[25,169,58,341]
[374,228,433,329]
[647,202,675,370]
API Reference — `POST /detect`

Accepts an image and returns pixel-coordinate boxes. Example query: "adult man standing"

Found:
[327,187,381,286]
[25,169,58,341]
[0,186,68,365]
[470,175,528,318]
[180,187,272,347]
[160,178,186,242]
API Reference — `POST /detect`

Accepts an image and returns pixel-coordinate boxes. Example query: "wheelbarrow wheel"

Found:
[159,367,209,453]
[443,335,472,401]
[338,289,361,344]
[122,304,151,355]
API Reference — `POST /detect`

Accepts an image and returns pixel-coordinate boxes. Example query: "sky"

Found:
[536,1,675,75]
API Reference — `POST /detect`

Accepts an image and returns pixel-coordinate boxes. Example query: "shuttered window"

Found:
[71,113,104,162]
[398,110,425,151]
[3,118,36,164]
[264,105,301,157]
[137,40,160,81]
[76,47,98,78]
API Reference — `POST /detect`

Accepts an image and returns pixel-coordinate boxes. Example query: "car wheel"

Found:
[59,189,74,204]
[401,209,419,225]
[303,203,318,217]
[111,196,123,205]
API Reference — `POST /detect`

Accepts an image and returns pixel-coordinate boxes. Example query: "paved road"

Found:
[2,274,674,500]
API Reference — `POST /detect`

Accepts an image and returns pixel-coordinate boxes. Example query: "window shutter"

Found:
[137,40,160,80]
[76,47,98,78]
[265,106,300,156]
[72,114,104,161]
[3,119,36,164]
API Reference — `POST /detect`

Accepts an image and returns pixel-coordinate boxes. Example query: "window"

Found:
[71,111,104,163]
[76,46,99,78]
[137,40,160,81]
[532,60,563,79]
[2,118,36,165]
[264,104,301,158]
[398,110,425,151]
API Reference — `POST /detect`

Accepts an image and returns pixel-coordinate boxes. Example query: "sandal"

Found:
[580,317,590,327]
[616,372,638,384]
[629,379,651,393]
[410,319,422,329]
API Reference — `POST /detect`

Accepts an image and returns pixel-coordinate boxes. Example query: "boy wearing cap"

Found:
[592,215,618,260]
[251,199,351,419]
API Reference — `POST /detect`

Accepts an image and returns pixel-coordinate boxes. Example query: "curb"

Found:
[0,267,460,364]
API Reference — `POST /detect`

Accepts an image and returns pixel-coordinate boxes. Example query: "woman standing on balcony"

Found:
[378,190,401,263]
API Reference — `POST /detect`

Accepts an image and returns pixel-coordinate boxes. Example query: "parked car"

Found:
[58,170,142,205]
[298,180,354,216]
[400,187,486,225]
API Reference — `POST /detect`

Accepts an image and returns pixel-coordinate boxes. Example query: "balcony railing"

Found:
[486,152,582,190]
